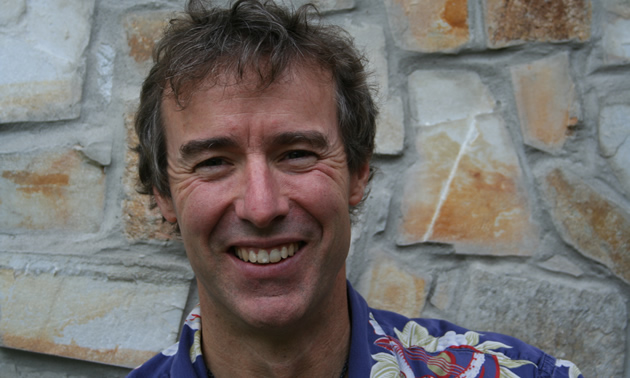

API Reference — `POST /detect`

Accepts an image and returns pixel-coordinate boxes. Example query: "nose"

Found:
[234,158,289,228]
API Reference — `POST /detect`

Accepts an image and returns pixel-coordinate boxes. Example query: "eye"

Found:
[195,157,225,168]
[284,150,316,160]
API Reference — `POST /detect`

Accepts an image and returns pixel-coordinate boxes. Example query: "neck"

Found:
[200,276,351,378]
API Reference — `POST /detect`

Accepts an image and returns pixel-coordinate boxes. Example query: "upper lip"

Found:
[228,237,303,250]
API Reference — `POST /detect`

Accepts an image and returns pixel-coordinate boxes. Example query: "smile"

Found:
[234,242,300,264]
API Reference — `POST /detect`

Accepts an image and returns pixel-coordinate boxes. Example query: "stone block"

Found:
[538,166,630,284]
[0,0,26,25]
[433,267,627,377]
[281,0,354,11]
[511,53,580,154]
[408,70,495,127]
[0,0,95,123]
[0,148,105,232]
[485,0,591,48]
[344,21,404,155]
[603,18,630,64]
[537,255,584,277]
[0,257,191,368]
[123,110,176,241]
[399,113,538,256]
[375,96,405,155]
[384,0,469,52]
[124,11,171,64]
[365,259,428,318]
[604,0,630,18]
[599,104,630,194]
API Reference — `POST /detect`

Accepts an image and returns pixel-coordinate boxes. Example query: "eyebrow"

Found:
[177,130,330,162]
[179,136,238,162]
[271,131,329,150]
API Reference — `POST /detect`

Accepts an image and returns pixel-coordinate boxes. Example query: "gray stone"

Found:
[0,254,192,368]
[96,44,116,103]
[408,70,495,127]
[0,0,26,25]
[280,0,354,11]
[0,0,95,123]
[599,104,630,194]
[433,266,627,378]
[603,17,630,64]
[344,21,404,155]
[537,255,584,277]
[375,96,405,155]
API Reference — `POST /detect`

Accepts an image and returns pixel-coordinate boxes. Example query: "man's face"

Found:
[155,67,369,330]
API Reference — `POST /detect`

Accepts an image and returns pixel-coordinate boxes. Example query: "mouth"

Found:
[233,242,302,265]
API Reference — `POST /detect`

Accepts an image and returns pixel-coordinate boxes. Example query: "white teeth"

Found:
[258,250,269,263]
[280,246,288,259]
[236,243,300,265]
[269,249,281,263]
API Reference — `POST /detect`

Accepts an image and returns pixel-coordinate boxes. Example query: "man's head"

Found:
[133,0,378,330]
[135,0,377,202]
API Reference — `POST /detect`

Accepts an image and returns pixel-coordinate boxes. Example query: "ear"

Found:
[153,188,177,223]
[348,162,371,207]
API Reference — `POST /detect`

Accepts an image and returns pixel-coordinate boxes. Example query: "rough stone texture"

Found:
[0,0,94,123]
[365,258,428,318]
[604,0,630,18]
[432,267,627,378]
[401,70,537,256]
[281,0,354,11]
[0,260,191,368]
[537,255,584,277]
[603,18,630,64]
[375,96,405,155]
[0,148,105,232]
[344,21,404,155]
[408,70,495,127]
[538,167,630,284]
[511,53,580,154]
[485,0,591,48]
[122,110,176,241]
[0,0,26,25]
[384,0,469,52]
[599,104,630,194]
[124,11,171,64]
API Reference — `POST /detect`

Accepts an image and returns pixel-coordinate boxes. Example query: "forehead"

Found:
[163,65,335,118]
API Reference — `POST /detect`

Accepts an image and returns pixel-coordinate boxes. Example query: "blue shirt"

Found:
[128,282,582,377]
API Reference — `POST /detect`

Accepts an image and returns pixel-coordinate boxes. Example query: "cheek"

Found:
[175,183,231,236]
[287,172,351,220]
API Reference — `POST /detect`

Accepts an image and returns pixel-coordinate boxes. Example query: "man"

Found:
[129,0,582,377]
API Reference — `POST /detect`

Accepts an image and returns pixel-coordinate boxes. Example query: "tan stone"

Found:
[541,167,630,283]
[384,0,469,52]
[0,149,105,232]
[366,259,428,318]
[485,0,591,47]
[122,109,176,241]
[511,53,580,154]
[0,267,190,368]
[399,114,538,256]
[124,11,171,63]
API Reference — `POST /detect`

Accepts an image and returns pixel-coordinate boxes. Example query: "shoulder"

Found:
[126,343,178,378]
[366,307,583,378]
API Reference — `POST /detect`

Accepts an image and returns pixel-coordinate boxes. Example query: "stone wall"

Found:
[0,0,628,376]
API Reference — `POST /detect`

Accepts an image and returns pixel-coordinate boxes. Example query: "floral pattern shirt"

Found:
[128,282,582,378]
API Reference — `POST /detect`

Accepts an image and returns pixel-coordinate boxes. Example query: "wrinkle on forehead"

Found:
[162,63,334,112]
